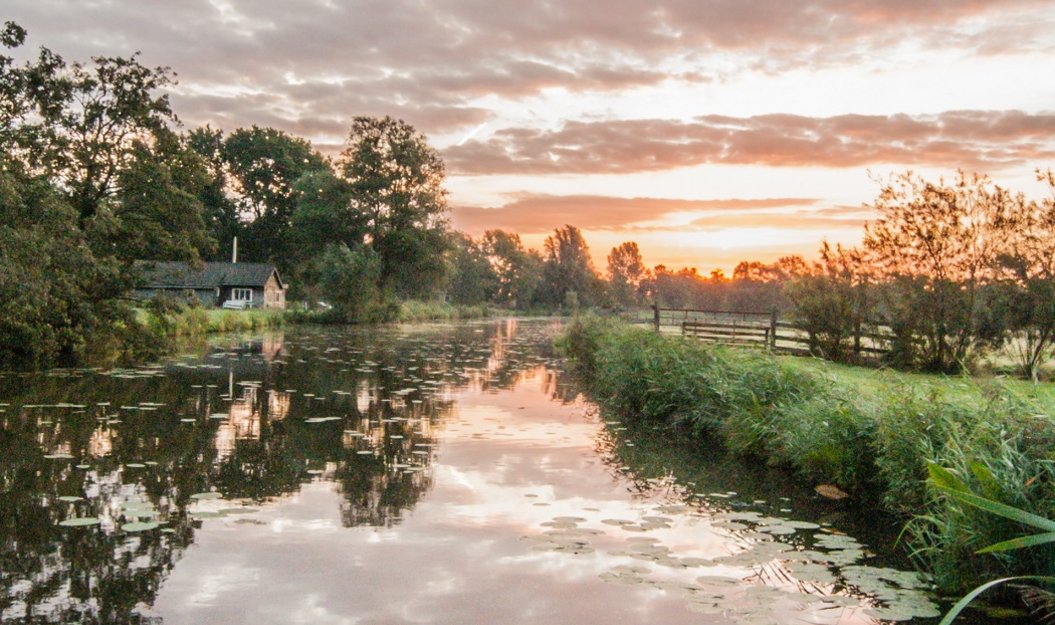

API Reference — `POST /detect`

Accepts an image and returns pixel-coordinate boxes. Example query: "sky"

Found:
[8,0,1055,272]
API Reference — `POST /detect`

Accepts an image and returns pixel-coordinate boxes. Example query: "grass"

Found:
[395,300,492,322]
[284,300,493,325]
[136,307,284,337]
[559,316,1055,595]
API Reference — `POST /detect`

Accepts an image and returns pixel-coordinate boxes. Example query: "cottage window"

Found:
[232,288,252,302]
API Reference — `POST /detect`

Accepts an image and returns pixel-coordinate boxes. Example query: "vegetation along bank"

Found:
[560,316,1055,597]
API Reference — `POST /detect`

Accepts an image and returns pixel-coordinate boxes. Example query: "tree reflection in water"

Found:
[0,319,563,624]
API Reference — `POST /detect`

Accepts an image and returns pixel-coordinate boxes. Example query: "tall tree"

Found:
[338,116,450,297]
[606,241,649,307]
[53,55,176,221]
[186,125,240,257]
[102,130,212,262]
[0,22,212,367]
[446,233,498,305]
[482,229,541,308]
[220,126,329,268]
[540,225,601,307]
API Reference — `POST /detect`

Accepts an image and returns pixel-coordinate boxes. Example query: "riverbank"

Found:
[559,316,1055,595]
[138,307,285,336]
[282,300,495,324]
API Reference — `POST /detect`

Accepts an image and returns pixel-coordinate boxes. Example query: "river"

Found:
[0,318,944,624]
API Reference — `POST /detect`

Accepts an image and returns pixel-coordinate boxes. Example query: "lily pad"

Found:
[190,492,223,500]
[59,517,101,527]
[122,521,161,532]
[815,484,849,500]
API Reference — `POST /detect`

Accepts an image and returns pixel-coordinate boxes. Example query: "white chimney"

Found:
[232,236,238,263]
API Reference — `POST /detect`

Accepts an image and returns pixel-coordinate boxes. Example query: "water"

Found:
[0,318,945,624]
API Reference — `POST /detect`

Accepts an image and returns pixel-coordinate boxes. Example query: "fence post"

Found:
[853,319,862,358]
[652,302,660,333]
[769,308,778,351]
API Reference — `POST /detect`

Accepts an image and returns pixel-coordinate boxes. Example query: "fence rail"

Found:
[643,305,894,360]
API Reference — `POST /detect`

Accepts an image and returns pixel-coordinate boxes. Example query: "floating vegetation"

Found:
[190,492,223,500]
[58,517,101,527]
[122,521,161,532]
[521,495,941,624]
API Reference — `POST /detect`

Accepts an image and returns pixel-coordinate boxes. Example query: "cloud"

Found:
[444,111,1055,174]
[451,194,820,233]
[6,0,1053,138]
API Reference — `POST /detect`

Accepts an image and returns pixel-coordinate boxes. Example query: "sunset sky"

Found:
[8,0,1055,272]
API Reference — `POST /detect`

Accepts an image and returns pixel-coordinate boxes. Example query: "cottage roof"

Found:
[135,261,285,290]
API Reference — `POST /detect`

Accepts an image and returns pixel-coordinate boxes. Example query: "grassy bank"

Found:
[395,300,492,322]
[285,300,493,324]
[139,307,285,337]
[560,316,1055,594]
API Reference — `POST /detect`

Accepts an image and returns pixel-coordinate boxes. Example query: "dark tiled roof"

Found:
[134,261,285,290]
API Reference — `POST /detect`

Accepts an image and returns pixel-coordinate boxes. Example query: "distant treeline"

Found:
[639,171,1055,379]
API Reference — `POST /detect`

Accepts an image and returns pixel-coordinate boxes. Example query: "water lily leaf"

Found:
[814,484,849,500]
[190,492,222,500]
[59,517,101,527]
[122,521,160,532]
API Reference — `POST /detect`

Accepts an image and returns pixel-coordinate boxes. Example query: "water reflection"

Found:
[1,319,946,625]
[0,321,562,623]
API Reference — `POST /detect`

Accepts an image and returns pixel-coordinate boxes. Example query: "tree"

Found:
[219,126,329,269]
[50,55,177,222]
[0,23,208,368]
[446,233,498,305]
[606,241,650,308]
[317,243,382,321]
[339,116,450,298]
[186,125,240,257]
[728,256,805,312]
[102,130,212,262]
[987,169,1055,381]
[863,171,1005,371]
[786,243,872,362]
[481,229,541,308]
[0,173,127,367]
[539,225,601,308]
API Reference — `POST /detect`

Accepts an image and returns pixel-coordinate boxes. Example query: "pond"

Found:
[0,318,946,624]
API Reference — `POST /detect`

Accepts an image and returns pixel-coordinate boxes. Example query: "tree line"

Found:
[0,22,654,367]
[627,171,1055,380]
[3,22,1054,379]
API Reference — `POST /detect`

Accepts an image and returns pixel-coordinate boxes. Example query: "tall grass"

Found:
[284,300,492,325]
[137,307,284,337]
[560,316,1055,593]
[396,300,491,322]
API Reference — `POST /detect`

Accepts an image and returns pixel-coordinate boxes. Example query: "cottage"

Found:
[134,261,287,309]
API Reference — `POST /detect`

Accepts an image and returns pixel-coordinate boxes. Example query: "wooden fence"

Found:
[639,306,893,360]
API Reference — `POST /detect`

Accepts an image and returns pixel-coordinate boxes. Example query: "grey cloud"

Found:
[6,0,1052,139]
[444,111,1055,174]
